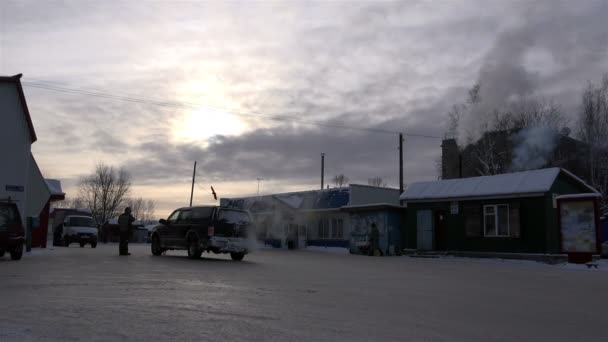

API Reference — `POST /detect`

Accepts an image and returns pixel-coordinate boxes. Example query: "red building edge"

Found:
[31,192,65,248]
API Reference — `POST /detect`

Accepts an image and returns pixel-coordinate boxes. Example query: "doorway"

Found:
[434,211,448,251]
[416,210,434,250]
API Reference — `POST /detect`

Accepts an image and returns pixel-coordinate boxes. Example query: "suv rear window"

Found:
[218,209,252,224]
[0,203,20,231]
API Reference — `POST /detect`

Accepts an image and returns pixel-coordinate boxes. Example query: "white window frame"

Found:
[483,204,510,237]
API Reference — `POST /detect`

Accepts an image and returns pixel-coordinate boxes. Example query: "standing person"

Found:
[118,207,135,256]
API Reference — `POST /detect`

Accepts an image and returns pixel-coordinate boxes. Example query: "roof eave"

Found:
[402,192,547,204]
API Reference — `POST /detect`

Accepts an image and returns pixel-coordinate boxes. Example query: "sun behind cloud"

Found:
[172,107,248,144]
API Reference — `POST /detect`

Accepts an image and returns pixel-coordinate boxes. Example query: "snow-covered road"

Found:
[1,244,606,341]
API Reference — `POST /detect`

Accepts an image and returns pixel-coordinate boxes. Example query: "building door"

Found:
[297,225,307,248]
[435,211,447,250]
[416,210,434,250]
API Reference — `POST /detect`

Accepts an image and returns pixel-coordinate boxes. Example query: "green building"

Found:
[400,168,599,255]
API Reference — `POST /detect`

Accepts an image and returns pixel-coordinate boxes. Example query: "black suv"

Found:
[150,206,253,261]
[0,201,24,260]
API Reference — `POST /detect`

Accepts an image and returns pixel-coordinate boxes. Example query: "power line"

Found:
[21,80,443,139]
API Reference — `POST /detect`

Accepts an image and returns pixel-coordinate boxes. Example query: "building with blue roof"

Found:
[221,184,402,253]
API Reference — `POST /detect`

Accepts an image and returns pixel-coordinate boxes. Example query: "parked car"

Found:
[150,206,252,261]
[61,215,98,248]
[0,201,24,260]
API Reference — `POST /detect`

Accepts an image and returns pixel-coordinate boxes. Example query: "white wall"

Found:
[0,82,33,222]
[27,155,51,217]
[349,184,400,206]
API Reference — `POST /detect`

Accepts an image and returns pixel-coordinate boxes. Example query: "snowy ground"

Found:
[1,244,607,342]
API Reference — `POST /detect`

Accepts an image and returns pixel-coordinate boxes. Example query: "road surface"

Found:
[0,244,606,341]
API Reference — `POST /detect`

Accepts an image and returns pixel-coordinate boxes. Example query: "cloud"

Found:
[5,0,607,216]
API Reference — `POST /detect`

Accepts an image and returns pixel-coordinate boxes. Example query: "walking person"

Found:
[118,207,135,256]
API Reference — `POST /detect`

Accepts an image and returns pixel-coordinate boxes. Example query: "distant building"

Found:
[221,184,404,254]
[441,130,591,181]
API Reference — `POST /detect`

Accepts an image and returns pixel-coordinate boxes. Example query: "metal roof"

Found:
[0,74,37,143]
[400,168,599,203]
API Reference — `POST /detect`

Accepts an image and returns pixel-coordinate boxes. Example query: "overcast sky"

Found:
[1,1,607,217]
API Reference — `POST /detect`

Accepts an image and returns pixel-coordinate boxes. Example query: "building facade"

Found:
[401,168,599,255]
[0,74,50,227]
[221,184,401,252]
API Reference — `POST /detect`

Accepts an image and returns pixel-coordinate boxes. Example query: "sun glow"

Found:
[172,107,248,143]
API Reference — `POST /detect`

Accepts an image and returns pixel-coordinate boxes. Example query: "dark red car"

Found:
[0,201,25,260]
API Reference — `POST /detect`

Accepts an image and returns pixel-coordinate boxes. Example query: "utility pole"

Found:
[189,161,197,207]
[321,153,325,190]
[399,133,404,195]
[256,178,264,196]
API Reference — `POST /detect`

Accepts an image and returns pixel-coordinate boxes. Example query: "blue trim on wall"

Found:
[264,239,282,248]
[307,239,350,248]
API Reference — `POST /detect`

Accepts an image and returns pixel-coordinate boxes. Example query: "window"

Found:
[331,218,344,238]
[484,204,509,237]
[192,207,214,221]
[178,210,192,223]
[0,204,19,231]
[167,210,180,223]
[218,210,252,224]
[69,217,96,227]
[318,219,330,238]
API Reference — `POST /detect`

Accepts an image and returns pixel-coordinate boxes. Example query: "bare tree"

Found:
[332,174,349,187]
[53,196,86,210]
[446,84,567,176]
[126,197,145,221]
[368,177,388,187]
[577,74,608,207]
[142,200,156,222]
[125,197,157,222]
[79,163,131,224]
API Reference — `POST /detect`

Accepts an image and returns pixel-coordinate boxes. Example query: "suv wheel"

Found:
[187,238,202,259]
[151,235,163,256]
[230,252,245,261]
[64,238,70,247]
[10,244,23,260]
[91,241,97,248]
[0,250,5,258]
[80,242,86,248]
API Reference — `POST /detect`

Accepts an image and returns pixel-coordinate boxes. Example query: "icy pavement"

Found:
[1,244,607,342]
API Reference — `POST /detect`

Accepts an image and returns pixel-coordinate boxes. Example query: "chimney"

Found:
[321,153,325,190]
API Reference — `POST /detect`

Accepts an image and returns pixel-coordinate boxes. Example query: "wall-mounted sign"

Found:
[5,185,24,192]
[450,201,459,215]
[559,199,598,253]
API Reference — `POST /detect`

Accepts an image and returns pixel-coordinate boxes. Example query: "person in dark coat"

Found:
[118,207,135,256]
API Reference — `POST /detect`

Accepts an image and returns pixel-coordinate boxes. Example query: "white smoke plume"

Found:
[510,126,557,171]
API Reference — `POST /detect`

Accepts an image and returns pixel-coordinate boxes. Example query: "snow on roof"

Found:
[275,193,304,209]
[556,193,602,200]
[45,179,64,196]
[340,203,405,211]
[400,168,598,202]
